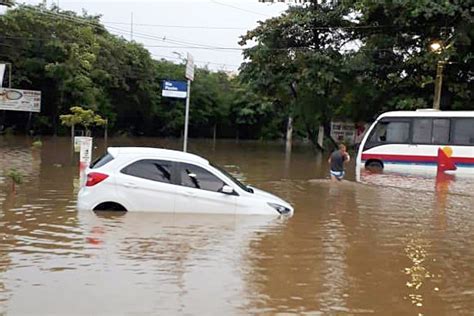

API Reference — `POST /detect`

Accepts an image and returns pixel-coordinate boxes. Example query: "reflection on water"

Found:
[359,169,474,196]
[1,136,474,314]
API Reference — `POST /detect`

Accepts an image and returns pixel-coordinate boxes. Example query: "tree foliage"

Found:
[241,0,473,144]
[0,4,273,139]
[1,2,472,145]
[60,106,106,136]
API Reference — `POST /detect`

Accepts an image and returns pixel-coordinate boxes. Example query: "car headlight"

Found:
[268,202,292,215]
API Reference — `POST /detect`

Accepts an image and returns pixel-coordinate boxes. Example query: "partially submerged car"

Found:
[77,147,294,216]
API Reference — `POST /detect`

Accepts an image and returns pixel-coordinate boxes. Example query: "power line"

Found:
[20,5,226,50]
[103,21,248,30]
[143,44,243,51]
[102,20,408,31]
[0,35,420,56]
[151,54,240,68]
[16,5,434,53]
[209,0,272,18]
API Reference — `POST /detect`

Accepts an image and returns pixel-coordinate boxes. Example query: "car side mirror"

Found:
[221,185,235,195]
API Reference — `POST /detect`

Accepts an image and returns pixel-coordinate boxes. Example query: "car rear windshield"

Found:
[90,152,114,169]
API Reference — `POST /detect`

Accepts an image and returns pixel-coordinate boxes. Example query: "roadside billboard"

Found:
[0,88,41,112]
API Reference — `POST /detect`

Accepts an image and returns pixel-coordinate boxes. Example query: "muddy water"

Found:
[1,136,474,315]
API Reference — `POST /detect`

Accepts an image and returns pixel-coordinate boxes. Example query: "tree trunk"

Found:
[317,125,324,149]
[213,123,217,141]
[323,120,338,150]
[104,119,108,146]
[285,115,293,153]
[26,112,32,134]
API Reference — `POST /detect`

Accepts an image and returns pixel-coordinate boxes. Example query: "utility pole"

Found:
[433,60,445,110]
[183,53,194,152]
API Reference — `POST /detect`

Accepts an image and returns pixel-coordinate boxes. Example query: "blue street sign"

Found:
[162,80,188,99]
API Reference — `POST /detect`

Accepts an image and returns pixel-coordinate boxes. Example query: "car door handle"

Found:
[184,191,195,196]
[124,182,137,189]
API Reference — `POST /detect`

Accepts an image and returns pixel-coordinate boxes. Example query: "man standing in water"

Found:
[328,144,350,182]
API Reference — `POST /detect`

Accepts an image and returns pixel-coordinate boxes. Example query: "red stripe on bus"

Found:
[361,154,474,164]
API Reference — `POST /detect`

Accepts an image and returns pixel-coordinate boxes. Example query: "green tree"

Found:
[60,106,106,137]
[240,2,352,148]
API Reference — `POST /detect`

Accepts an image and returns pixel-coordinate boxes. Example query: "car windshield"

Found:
[211,164,253,193]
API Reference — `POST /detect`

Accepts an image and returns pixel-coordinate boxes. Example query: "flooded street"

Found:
[1,136,474,315]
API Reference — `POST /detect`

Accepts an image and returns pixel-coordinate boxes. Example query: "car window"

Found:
[90,153,114,169]
[179,163,226,193]
[122,159,172,184]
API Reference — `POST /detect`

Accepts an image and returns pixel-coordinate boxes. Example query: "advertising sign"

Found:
[162,80,188,99]
[0,88,41,112]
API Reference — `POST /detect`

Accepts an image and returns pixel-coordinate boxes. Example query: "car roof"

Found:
[378,110,474,119]
[107,147,209,165]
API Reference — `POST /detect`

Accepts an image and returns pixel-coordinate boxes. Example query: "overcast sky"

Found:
[5,0,290,71]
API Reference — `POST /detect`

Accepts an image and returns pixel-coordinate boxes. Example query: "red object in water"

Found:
[86,172,109,187]
[85,237,102,245]
[437,148,457,173]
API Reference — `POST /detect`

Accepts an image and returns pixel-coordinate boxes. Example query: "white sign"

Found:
[0,64,5,87]
[185,53,195,81]
[331,121,356,144]
[79,137,93,165]
[0,88,41,112]
[162,89,187,98]
[74,136,88,153]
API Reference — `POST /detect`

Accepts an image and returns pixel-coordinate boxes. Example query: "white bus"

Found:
[356,110,474,175]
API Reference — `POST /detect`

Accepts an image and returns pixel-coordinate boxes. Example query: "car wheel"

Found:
[93,202,127,212]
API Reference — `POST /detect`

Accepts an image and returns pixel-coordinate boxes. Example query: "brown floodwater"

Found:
[1,136,474,315]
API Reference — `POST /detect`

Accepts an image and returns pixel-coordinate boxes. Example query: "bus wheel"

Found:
[365,160,383,173]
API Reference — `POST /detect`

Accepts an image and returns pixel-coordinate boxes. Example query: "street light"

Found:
[172,51,184,63]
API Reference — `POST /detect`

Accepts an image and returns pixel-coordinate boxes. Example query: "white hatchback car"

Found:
[77,147,294,216]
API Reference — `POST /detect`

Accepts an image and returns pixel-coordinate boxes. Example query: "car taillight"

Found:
[86,172,109,187]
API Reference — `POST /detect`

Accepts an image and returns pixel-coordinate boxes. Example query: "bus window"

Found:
[432,119,450,144]
[368,120,410,145]
[369,122,388,143]
[413,118,432,143]
[452,118,474,145]
[386,122,410,143]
